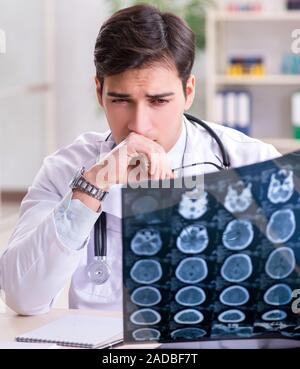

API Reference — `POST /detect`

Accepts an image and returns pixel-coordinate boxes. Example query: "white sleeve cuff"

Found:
[54,190,100,250]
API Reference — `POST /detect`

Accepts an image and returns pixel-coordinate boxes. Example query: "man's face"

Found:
[95,63,195,152]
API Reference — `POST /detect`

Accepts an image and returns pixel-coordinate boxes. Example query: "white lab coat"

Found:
[2,118,298,348]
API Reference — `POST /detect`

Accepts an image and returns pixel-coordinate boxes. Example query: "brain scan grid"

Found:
[122,151,300,343]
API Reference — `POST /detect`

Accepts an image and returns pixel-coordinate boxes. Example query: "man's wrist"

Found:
[69,167,108,212]
[71,189,102,213]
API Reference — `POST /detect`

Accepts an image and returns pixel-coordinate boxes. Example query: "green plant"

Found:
[105,0,215,50]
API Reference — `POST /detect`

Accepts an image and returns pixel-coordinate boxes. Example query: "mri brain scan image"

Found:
[176,225,209,254]
[175,286,206,306]
[255,321,294,332]
[130,228,162,256]
[222,219,254,250]
[266,209,296,244]
[218,309,246,323]
[175,257,208,283]
[265,247,296,279]
[263,284,293,306]
[178,188,208,220]
[221,254,253,282]
[131,195,163,224]
[267,169,294,204]
[131,195,157,213]
[224,181,253,213]
[174,309,204,324]
[130,259,162,284]
[130,308,161,325]
[123,150,300,343]
[132,328,161,341]
[211,325,253,338]
[261,310,287,321]
[130,286,162,307]
[219,285,250,306]
[171,328,207,340]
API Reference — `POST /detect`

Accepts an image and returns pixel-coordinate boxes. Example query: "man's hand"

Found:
[72,132,175,212]
[95,132,175,189]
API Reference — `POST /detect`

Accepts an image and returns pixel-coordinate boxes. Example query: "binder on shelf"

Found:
[292,92,300,139]
[237,91,251,134]
[215,90,252,135]
[225,91,236,129]
[215,92,224,125]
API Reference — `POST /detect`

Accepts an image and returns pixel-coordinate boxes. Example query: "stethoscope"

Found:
[87,113,231,284]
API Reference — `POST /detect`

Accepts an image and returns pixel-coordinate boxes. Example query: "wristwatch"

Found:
[69,166,108,202]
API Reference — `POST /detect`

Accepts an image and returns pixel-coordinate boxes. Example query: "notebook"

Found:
[15,315,123,349]
[0,341,58,349]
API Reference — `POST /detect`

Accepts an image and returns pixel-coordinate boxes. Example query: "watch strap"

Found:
[70,167,108,201]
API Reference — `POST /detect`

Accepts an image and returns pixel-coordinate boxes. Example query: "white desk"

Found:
[0,307,159,349]
[2,308,300,349]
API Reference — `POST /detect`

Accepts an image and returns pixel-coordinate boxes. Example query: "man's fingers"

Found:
[107,132,175,185]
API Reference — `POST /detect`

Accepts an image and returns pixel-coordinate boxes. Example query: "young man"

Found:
[0,5,282,348]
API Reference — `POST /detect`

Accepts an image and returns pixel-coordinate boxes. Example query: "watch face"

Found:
[76,166,84,178]
[70,166,85,188]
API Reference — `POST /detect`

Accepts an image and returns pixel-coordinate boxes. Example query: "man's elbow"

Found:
[0,277,52,316]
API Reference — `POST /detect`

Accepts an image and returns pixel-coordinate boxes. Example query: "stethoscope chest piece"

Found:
[87,257,111,285]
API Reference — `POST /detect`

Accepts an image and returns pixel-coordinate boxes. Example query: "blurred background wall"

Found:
[0,0,111,192]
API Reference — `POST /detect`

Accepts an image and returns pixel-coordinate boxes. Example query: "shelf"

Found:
[205,8,300,139]
[215,75,300,86]
[213,11,300,22]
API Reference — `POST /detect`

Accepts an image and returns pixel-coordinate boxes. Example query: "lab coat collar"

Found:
[96,130,115,162]
[165,117,186,171]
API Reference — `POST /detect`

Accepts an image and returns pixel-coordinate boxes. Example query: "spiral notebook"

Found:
[15,315,123,349]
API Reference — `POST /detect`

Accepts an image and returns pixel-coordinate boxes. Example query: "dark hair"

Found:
[94,4,195,94]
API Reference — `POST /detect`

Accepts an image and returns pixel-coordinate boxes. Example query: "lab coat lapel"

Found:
[96,131,115,162]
